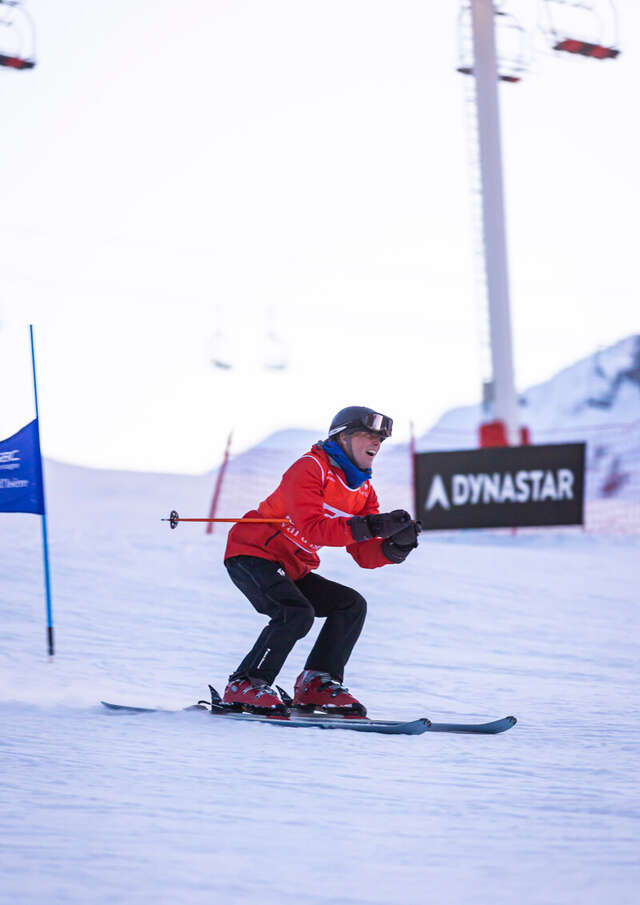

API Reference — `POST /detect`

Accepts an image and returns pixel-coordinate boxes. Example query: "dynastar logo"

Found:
[415,444,585,530]
[0,449,20,470]
[425,468,575,511]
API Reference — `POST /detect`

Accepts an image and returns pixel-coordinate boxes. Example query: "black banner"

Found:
[414,443,585,530]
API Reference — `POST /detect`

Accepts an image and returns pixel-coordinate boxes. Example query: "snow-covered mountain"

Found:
[420,335,640,440]
[417,335,640,510]
[521,335,640,429]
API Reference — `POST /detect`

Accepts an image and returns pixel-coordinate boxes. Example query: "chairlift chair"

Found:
[0,0,36,70]
[540,0,620,60]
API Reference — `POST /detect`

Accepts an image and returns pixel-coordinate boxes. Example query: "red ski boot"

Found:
[222,677,287,714]
[292,670,367,717]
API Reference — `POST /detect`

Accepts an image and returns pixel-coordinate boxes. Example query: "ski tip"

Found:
[484,715,517,732]
[101,701,156,713]
[425,714,518,734]
[486,715,517,733]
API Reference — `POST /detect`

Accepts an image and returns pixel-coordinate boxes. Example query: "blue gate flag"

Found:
[0,419,45,515]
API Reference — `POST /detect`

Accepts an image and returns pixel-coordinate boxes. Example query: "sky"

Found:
[0,0,638,474]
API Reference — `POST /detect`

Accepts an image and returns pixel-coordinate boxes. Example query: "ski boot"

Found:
[291,670,367,717]
[222,676,288,715]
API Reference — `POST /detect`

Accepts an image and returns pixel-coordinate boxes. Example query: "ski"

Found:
[286,711,517,735]
[275,685,516,734]
[101,701,429,735]
[100,700,516,736]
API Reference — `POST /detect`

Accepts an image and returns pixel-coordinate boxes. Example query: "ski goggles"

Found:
[330,412,393,439]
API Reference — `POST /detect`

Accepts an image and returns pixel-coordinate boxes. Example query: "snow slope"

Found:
[1,452,639,905]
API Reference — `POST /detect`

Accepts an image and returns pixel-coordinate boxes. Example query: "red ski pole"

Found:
[161,510,291,530]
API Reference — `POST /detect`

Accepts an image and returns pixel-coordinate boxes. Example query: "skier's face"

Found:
[341,430,383,469]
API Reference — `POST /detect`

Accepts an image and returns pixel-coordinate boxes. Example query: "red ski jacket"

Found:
[224,445,392,580]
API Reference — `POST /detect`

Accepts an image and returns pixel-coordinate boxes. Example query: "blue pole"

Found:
[29,325,54,657]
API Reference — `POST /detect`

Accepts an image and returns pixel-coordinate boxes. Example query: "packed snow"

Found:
[1,441,638,905]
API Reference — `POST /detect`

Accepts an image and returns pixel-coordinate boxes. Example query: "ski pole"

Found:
[161,510,291,530]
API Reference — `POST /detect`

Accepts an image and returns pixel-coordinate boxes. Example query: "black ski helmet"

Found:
[327,406,393,439]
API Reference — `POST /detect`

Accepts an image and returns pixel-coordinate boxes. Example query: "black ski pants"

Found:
[225,555,367,686]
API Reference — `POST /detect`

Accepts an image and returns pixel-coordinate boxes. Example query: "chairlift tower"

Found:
[468,0,520,445]
[459,0,620,447]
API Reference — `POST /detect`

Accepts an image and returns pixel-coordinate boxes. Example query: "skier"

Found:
[222,406,421,716]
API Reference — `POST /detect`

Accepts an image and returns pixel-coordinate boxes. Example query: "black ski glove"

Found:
[348,509,412,543]
[381,520,422,564]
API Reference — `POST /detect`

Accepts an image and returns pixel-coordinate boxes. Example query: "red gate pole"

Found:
[206,430,233,535]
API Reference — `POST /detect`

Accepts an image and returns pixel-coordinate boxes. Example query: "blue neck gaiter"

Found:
[321,439,372,489]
